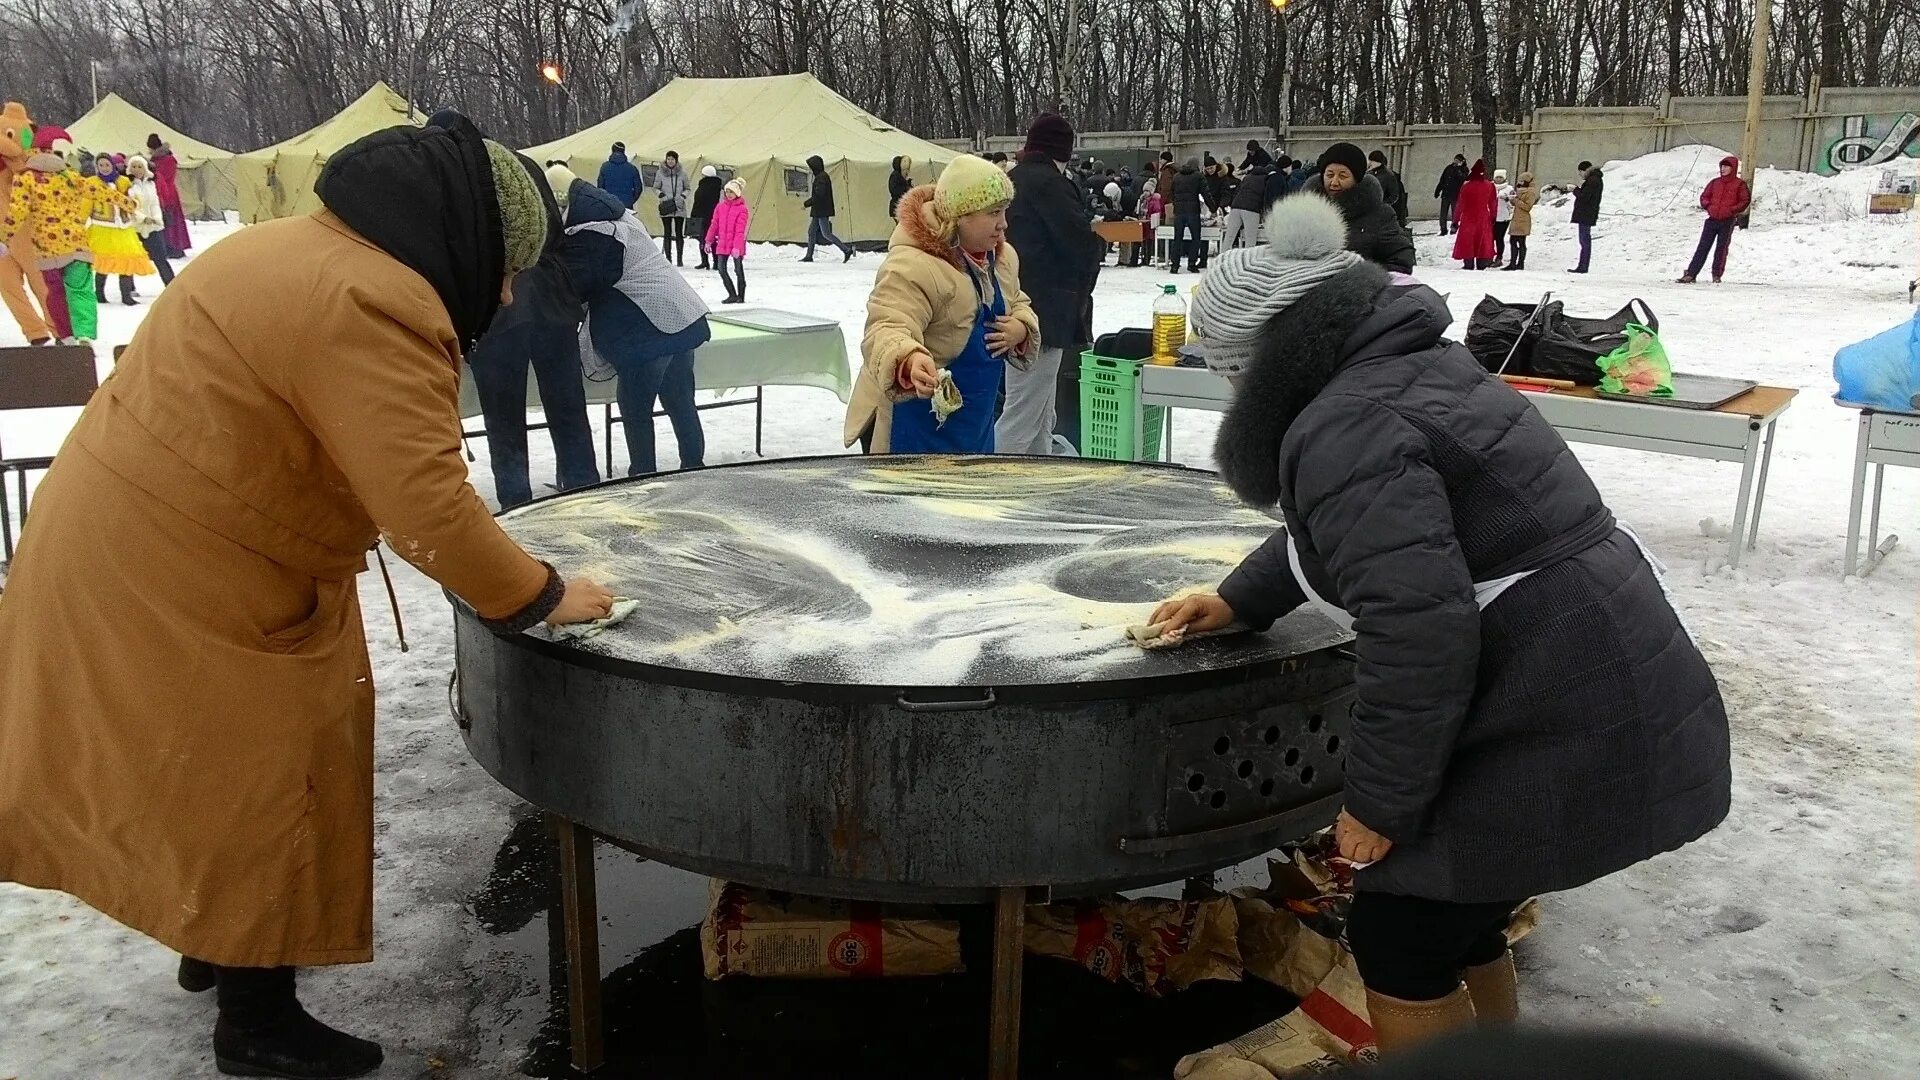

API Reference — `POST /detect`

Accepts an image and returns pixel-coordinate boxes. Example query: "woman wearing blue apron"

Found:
[1149,196,1730,1057]
[843,155,1041,455]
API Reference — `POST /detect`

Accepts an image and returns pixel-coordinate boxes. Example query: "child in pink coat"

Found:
[705,178,751,304]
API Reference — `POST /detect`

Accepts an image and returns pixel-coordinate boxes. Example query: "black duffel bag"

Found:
[1464,295,1550,374]
[1530,298,1659,386]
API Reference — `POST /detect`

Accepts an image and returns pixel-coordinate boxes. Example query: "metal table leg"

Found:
[987,886,1026,1080]
[1725,422,1762,570]
[553,814,604,1073]
[1745,419,1779,552]
[1845,412,1872,577]
[603,403,615,477]
[755,386,765,457]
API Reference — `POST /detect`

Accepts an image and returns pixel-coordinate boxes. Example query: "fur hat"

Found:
[933,154,1015,221]
[485,140,550,275]
[1189,195,1364,375]
[1316,142,1368,181]
[702,164,718,178]
[127,154,149,173]
[723,177,746,199]
[1493,167,1508,182]
[1518,171,1535,186]
[1022,112,1075,163]
[1103,181,1122,203]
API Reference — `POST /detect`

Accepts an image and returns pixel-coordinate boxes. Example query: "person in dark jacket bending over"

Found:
[802,154,854,263]
[596,141,642,208]
[1434,154,1468,235]
[1368,149,1408,226]
[1158,194,1731,1055]
[1303,142,1416,273]
[1223,163,1268,250]
[1569,160,1604,273]
[687,165,724,270]
[1003,112,1104,455]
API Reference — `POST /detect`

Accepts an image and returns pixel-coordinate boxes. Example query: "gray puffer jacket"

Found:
[1215,262,1731,903]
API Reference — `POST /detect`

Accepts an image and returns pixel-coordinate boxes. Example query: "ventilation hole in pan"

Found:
[1188,772,1206,792]
[1299,765,1317,785]
[1213,736,1232,756]
[1209,790,1228,810]
[1284,748,1301,767]
[1260,778,1276,797]
[1307,713,1324,733]
[1326,735,1342,754]
[1263,725,1281,745]
[1237,760,1254,779]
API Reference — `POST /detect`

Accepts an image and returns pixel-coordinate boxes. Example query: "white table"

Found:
[1153,224,1223,263]
[1840,402,1920,577]
[1135,364,1797,570]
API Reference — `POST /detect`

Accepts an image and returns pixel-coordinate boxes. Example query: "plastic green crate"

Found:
[1078,351,1166,461]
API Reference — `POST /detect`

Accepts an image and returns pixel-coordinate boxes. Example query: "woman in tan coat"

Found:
[844,154,1041,454]
[1501,172,1539,271]
[0,111,611,1079]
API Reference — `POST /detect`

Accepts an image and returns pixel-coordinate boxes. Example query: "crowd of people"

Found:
[0,106,194,345]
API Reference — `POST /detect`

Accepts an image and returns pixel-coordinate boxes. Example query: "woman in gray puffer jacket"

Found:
[1157,195,1730,1055]
[654,150,691,267]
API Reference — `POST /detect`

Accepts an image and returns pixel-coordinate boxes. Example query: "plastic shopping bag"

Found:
[1833,309,1920,413]
[1596,323,1674,397]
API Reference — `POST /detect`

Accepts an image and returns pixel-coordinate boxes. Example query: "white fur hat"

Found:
[702,164,718,178]
[1189,195,1364,375]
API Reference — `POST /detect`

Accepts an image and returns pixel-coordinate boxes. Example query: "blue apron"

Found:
[890,254,1005,454]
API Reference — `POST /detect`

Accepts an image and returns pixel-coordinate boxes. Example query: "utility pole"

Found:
[1738,0,1771,195]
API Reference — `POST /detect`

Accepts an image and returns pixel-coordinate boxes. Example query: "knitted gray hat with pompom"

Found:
[1189,194,1361,375]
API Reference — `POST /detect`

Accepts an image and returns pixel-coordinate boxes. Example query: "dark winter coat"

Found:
[1435,161,1469,200]
[596,150,642,207]
[1231,167,1270,212]
[1370,165,1408,224]
[1304,173,1416,273]
[1170,163,1210,219]
[1243,143,1274,171]
[804,155,837,219]
[689,175,724,222]
[1208,168,1236,211]
[1212,263,1731,902]
[1571,168,1605,225]
[1006,158,1104,351]
[556,180,711,364]
[1701,158,1751,221]
[889,156,913,218]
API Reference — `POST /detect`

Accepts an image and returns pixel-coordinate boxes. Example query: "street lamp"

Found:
[540,62,581,132]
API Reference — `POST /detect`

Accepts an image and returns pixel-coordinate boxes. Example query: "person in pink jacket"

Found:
[705,178,750,304]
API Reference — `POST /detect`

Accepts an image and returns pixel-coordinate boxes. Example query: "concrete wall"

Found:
[1812,86,1920,175]
[1660,95,1802,168]
[1400,125,1526,217]
[1526,106,1660,190]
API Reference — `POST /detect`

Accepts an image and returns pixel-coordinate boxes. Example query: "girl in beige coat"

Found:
[1502,172,1539,271]
[845,154,1041,453]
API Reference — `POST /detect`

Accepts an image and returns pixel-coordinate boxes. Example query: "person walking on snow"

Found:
[1569,160,1604,273]
[801,154,854,263]
[1162,192,1730,1058]
[1434,154,1468,235]
[1491,168,1514,267]
[596,141,642,208]
[0,110,615,1080]
[1005,115,1104,455]
[1502,172,1538,271]
[706,178,751,305]
[1680,155,1750,284]
[654,150,690,267]
[144,134,191,257]
[687,165,724,270]
[125,155,175,286]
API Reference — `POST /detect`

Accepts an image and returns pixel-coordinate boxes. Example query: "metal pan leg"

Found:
[553,814,604,1073]
[987,886,1026,1080]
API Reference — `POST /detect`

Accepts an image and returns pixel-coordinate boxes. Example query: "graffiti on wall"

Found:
[1821,112,1920,175]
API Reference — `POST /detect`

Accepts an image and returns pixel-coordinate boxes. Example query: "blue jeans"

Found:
[1576,223,1593,271]
[468,319,601,508]
[806,217,850,259]
[1171,215,1205,268]
[611,349,704,476]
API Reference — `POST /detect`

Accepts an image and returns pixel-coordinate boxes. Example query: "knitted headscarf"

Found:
[485,139,547,274]
[1189,195,1363,375]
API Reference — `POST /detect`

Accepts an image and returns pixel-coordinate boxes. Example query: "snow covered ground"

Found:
[2,149,1917,1079]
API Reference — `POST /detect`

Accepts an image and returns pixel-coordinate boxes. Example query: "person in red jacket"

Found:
[1450,160,1497,270]
[1680,155,1751,284]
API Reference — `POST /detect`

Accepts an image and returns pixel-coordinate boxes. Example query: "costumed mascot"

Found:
[0,101,54,343]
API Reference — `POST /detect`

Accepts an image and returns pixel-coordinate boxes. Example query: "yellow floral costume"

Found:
[86,175,152,277]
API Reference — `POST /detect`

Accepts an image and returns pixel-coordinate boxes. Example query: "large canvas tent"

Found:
[525,74,957,244]
[67,93,238,218]
[234,82,425,223]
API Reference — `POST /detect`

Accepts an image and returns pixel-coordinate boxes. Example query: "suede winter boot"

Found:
[1463,951,1519,1025]
[213,966,383,1079]
[179,955,217,993]
[1366,984,1476,1055]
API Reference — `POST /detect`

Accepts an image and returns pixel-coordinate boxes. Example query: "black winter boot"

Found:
[180,955,217,992]
[213,966,383,1079]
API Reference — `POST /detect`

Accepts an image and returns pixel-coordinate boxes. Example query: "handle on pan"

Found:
[894,688,999,713]
[1119,792,1345,856]
[447,668,470,732]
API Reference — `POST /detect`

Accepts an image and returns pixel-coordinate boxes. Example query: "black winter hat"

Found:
[1023,113,1075,163]
[611,141,625,154]
[1317,142,1369,180]
[1368,149,1388,166]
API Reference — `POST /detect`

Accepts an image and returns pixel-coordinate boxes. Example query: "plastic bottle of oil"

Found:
[1151,285,1185,366]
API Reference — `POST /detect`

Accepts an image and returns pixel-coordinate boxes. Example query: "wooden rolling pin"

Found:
[1499,373,1578,390]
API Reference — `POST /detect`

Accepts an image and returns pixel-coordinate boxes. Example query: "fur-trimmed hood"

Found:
[888,184,1007,270]
[1215,264,1464,507]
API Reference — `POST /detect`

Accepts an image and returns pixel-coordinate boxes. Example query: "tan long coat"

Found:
[843,184,1041,452]
[0,211,550,967]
